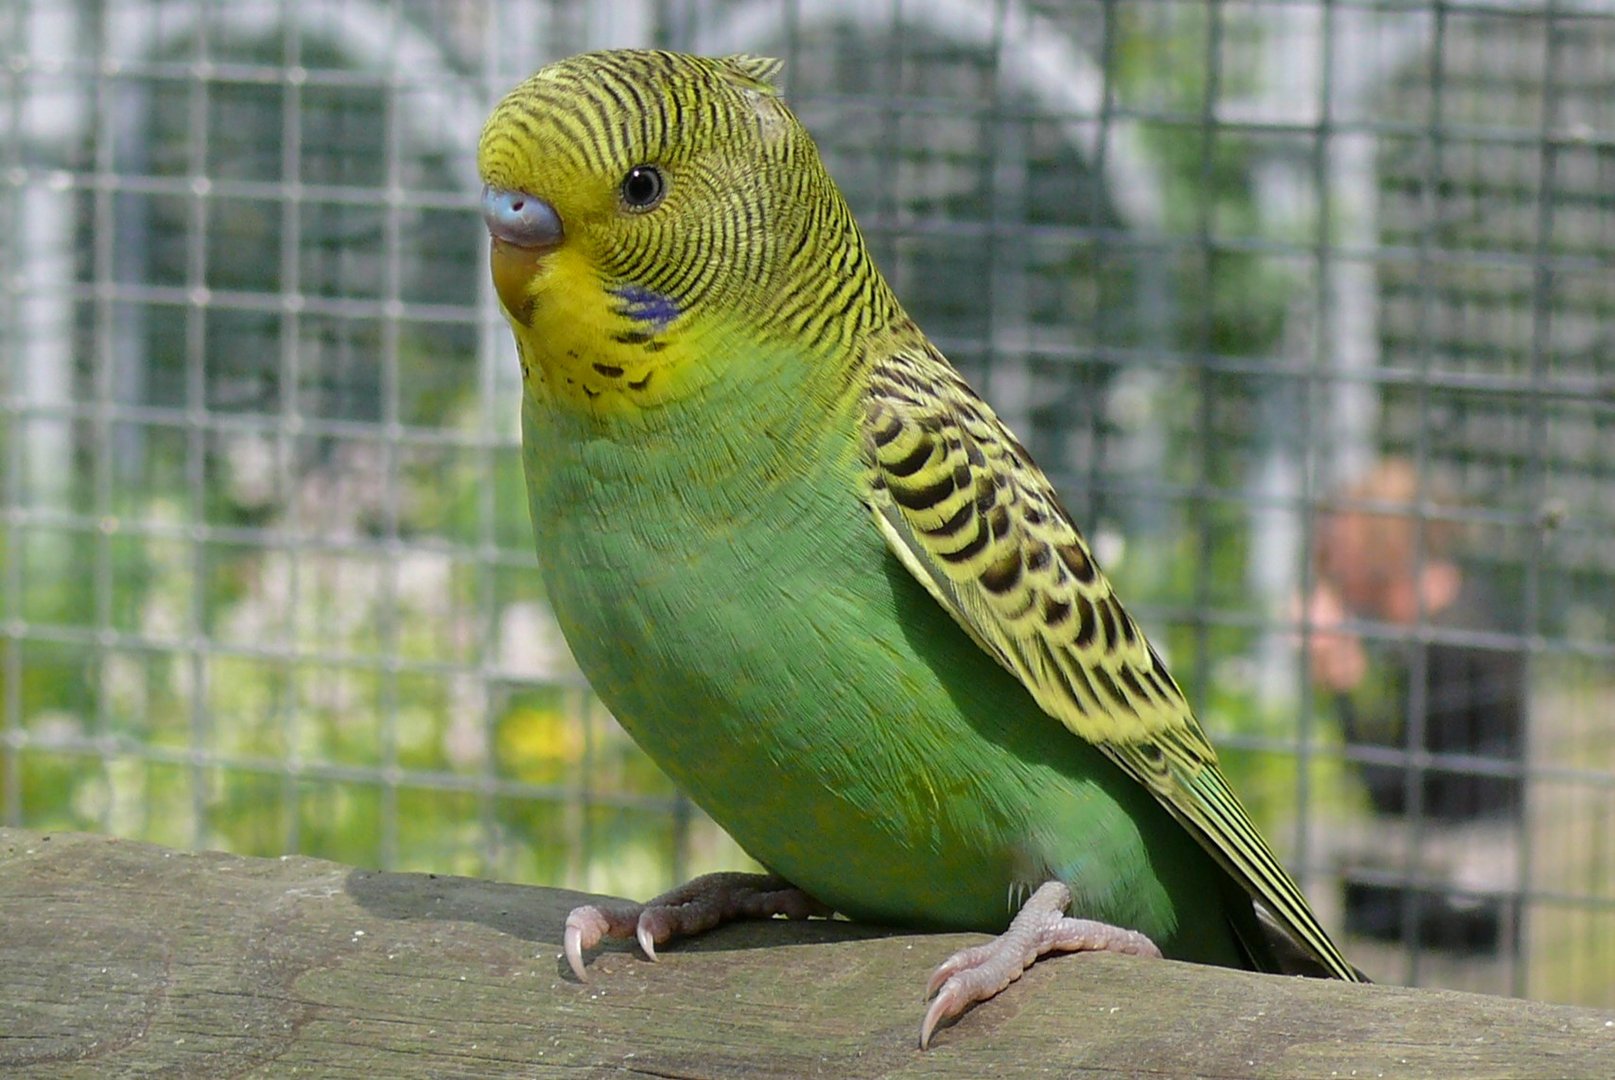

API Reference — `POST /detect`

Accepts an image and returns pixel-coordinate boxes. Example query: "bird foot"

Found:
[920,880,1161,1049]
[563,871,830,980]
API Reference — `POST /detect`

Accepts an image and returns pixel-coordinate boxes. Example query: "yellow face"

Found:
[477,51,804,414]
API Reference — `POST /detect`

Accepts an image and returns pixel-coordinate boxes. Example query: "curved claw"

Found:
[917,881,1164,1049]
[560,875,825,987]
[563,906,611,981]
[920,984,966,1050]
[563,922,589,981]
[636,917,660,963]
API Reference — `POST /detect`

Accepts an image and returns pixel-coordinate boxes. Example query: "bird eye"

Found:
[620,165,666,210]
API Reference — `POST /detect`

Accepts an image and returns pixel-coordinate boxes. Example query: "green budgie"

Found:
[478,49,1365,1047]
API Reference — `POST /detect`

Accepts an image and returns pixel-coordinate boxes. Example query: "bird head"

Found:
[478,50,893,413]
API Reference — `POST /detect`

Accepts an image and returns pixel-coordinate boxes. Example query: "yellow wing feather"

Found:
[862,330,1363,982]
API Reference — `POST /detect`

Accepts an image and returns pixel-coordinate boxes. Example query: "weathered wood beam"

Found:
[2,828,1610,1077]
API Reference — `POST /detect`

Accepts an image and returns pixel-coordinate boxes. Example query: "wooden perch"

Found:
[1,828,1610,1078]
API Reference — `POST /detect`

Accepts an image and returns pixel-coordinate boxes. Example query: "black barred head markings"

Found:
[479,48,900,395]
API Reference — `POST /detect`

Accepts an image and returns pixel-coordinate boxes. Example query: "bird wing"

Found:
[861,339,1361,981]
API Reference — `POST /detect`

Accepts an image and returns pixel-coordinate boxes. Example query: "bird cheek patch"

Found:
[608,284,681,333]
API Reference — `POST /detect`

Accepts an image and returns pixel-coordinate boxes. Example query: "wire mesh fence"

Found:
[2,0,1612,1006]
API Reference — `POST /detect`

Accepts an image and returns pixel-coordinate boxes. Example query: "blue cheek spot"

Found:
[608,284,681,332]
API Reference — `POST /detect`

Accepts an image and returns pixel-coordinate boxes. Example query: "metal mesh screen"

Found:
[3,0,1612,1005]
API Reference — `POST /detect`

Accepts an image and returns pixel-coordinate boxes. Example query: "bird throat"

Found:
[503,244,702,416]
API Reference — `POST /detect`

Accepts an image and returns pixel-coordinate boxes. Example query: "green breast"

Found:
[519,358,1241,960]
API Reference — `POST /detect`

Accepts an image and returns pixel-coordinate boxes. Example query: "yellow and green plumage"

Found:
[479,49,1363,1035]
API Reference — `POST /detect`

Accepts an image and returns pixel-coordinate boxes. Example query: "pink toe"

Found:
[564,906,613,980]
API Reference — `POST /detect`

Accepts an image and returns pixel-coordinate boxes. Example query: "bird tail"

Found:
[1235,899,1374,981]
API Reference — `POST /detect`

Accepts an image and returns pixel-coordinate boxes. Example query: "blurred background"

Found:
[2,0,1612,1006]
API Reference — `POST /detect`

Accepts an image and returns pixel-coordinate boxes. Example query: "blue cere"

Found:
[482,185,562,249]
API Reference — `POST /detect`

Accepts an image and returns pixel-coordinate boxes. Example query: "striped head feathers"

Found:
[479,50,894,410]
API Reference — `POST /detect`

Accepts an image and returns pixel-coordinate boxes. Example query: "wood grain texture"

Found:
[2,826,1611,1078]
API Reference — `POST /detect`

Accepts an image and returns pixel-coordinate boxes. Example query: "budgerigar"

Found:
[478,49,1365,1047]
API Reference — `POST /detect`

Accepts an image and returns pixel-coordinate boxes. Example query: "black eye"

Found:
[620,165,666,210]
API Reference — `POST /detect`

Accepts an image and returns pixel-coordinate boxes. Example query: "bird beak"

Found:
[482,184,563,324]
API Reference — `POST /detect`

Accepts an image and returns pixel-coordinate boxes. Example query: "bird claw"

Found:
[560,872,828,980]
[563,905,622,981]
[921,979,977,1051]
[562,900,668,979]
[918,881,1162,1049]
[920,942,1027,1050]
[636,917,661,963]
[563,920,587,981]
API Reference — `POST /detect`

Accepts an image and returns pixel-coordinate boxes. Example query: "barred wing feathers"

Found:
[860,337,1361,983]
